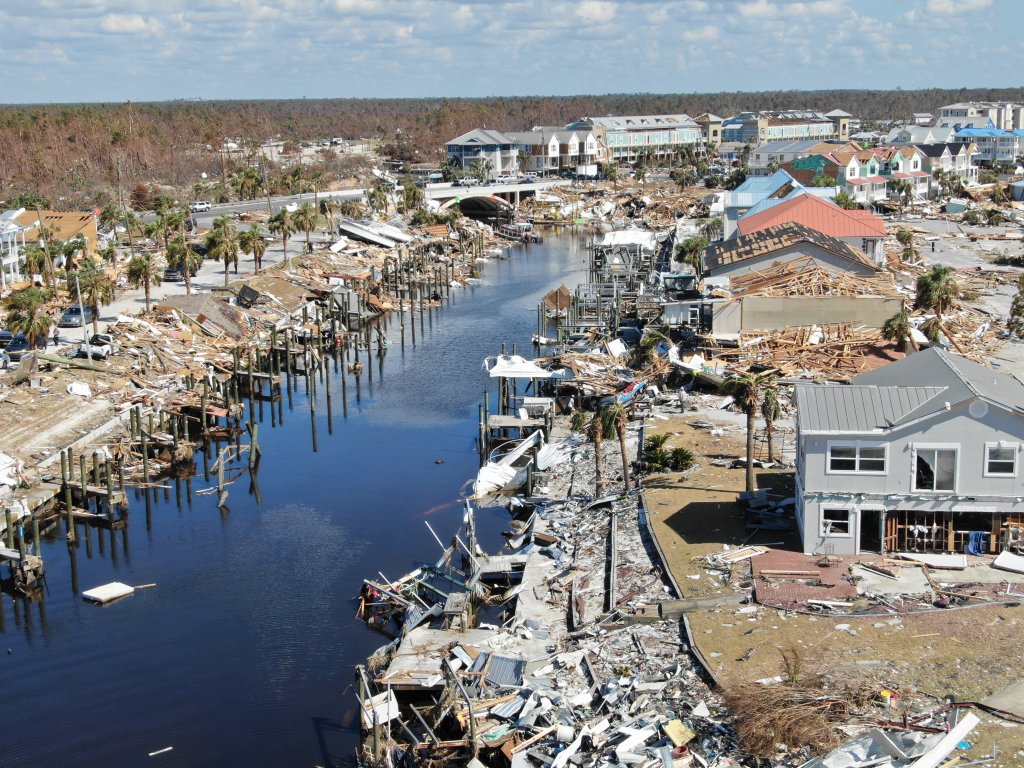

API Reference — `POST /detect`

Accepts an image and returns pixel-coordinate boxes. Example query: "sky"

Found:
[1,0,1020,103]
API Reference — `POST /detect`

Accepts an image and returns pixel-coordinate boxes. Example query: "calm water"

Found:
[1,231,588,768]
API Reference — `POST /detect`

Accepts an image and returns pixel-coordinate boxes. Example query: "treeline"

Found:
[2,87,1021,209]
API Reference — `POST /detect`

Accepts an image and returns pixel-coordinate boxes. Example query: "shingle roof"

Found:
[737,194,886,238]
[795,384,947,433]
[702,222,878,274]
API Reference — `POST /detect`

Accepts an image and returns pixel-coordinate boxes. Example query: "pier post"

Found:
[4,510,13,548]
[61,452,75,543]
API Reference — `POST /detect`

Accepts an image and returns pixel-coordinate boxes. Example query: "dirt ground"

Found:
[642,411,1024,766]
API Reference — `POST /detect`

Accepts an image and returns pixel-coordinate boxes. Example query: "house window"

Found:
[913,447,957,491]
[985,443,1018,477]
[827,442,887,473]
[862,239,876,257]
[821,508,851,537]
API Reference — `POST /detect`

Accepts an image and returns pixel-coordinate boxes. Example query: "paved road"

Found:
[143,188,367,227]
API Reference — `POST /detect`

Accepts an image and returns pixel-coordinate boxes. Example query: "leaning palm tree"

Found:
[881,303,918,355]
[267,209,296,265]
[4,286,53,348]
[126,253,162,313]
[205,216,240,287]
[72,265,116,334]
[721,369,778,493]
[238,225,267,274]
[292,202,318,250]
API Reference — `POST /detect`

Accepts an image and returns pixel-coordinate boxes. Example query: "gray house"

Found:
[794,348,1024,556]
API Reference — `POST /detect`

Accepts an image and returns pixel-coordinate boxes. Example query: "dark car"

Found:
[6,334,30,361]
[0,329,13,348]
[58,306,96,328]
[163,268,185,282]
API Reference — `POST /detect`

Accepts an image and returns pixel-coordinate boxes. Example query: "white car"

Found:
[190,200,212,212]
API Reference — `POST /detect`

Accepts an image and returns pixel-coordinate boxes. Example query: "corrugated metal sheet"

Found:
[794,384,946,433]
[469,652,526,688]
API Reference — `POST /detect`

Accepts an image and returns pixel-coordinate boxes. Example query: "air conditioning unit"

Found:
[1002,527,1022,551]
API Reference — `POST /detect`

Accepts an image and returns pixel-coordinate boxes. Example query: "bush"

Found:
[668,447,695,472]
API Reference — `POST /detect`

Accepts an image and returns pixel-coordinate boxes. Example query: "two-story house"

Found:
[785,150,889,205]
[795,348,1024,556]
[445,129,521,178]
[916,142,978,187]
[953,128,1024,166]
[875,146,931,200]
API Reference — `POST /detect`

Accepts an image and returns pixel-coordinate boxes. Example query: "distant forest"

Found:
[2,87,1021,209]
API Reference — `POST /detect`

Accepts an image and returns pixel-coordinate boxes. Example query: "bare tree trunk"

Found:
[745,408,755,493]
[592,417,605,497]
[617,413,631,492]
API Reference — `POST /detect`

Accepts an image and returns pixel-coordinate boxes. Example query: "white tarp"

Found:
[485,355,552,379]
[599,229,658,253]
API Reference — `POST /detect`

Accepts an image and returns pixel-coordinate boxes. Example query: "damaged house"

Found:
[795,348,1024,556]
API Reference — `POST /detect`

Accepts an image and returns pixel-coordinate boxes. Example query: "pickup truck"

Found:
[76,333,117,361]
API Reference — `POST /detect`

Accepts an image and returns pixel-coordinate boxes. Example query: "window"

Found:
[914,447,957,491]
[985,443,1018,477]
[821,508,851,537]
[828,442,887,473]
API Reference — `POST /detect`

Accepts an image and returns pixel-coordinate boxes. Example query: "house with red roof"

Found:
[736,193,888,265]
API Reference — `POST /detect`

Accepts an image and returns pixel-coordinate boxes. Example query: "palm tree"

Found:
[22,244,47,281]
[365,185,386,215]
[72,265,116,334]
[605,164,618,190]
[604,403,632,492]
[721,370,778,493]
[675,235,709,277]
[1008,274,1024,339]
[833,191,860,210]
[205,216,240,287]
[591,408,608,497]
[320,199,339,235]
[914,265,964,352]
[292,203,318,251]
[126,253,162,313]
[699,217,723,242]
[881,303,918,355]
[399,182,423,214]
[890,179,913,212]
[4,286,53,348]
[239,225,267,274]
[267,209,296,264]
[895,227,918,262]
[760,381,782,463]
[166,236,202,295]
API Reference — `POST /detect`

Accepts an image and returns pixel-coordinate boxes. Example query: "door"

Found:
[859,509,882,553]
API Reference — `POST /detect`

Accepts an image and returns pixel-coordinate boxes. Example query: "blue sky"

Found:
[1,0,1018,103]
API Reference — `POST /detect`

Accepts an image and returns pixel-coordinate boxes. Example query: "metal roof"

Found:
[738,194,886,238]
[446,128,516,146]
[795,384,947,433]
[854,347,1024,422]
[570,114,697,130]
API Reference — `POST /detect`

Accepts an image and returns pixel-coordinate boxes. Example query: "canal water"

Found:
[1,231,589,768]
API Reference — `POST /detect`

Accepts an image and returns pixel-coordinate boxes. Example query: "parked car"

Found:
[6,334,30,362]
[0,329,13,348]
[76,333,117,361]
[58,306,96,328]
[493,175,516,184]
[163,268,185,282]
[189,200,212,213]
[454,177,480,187]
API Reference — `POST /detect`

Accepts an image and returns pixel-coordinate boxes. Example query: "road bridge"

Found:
[423,180,568,215]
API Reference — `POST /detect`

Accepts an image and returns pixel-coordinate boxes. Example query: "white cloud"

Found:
[577,1,615,24]
[736,0,776,18]
[926,0,991,15]
[683,24,719,41]
[99,13,162,36]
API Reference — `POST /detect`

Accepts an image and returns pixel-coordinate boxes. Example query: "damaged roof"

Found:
[702,222,878,275]
[737,194,886,238]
